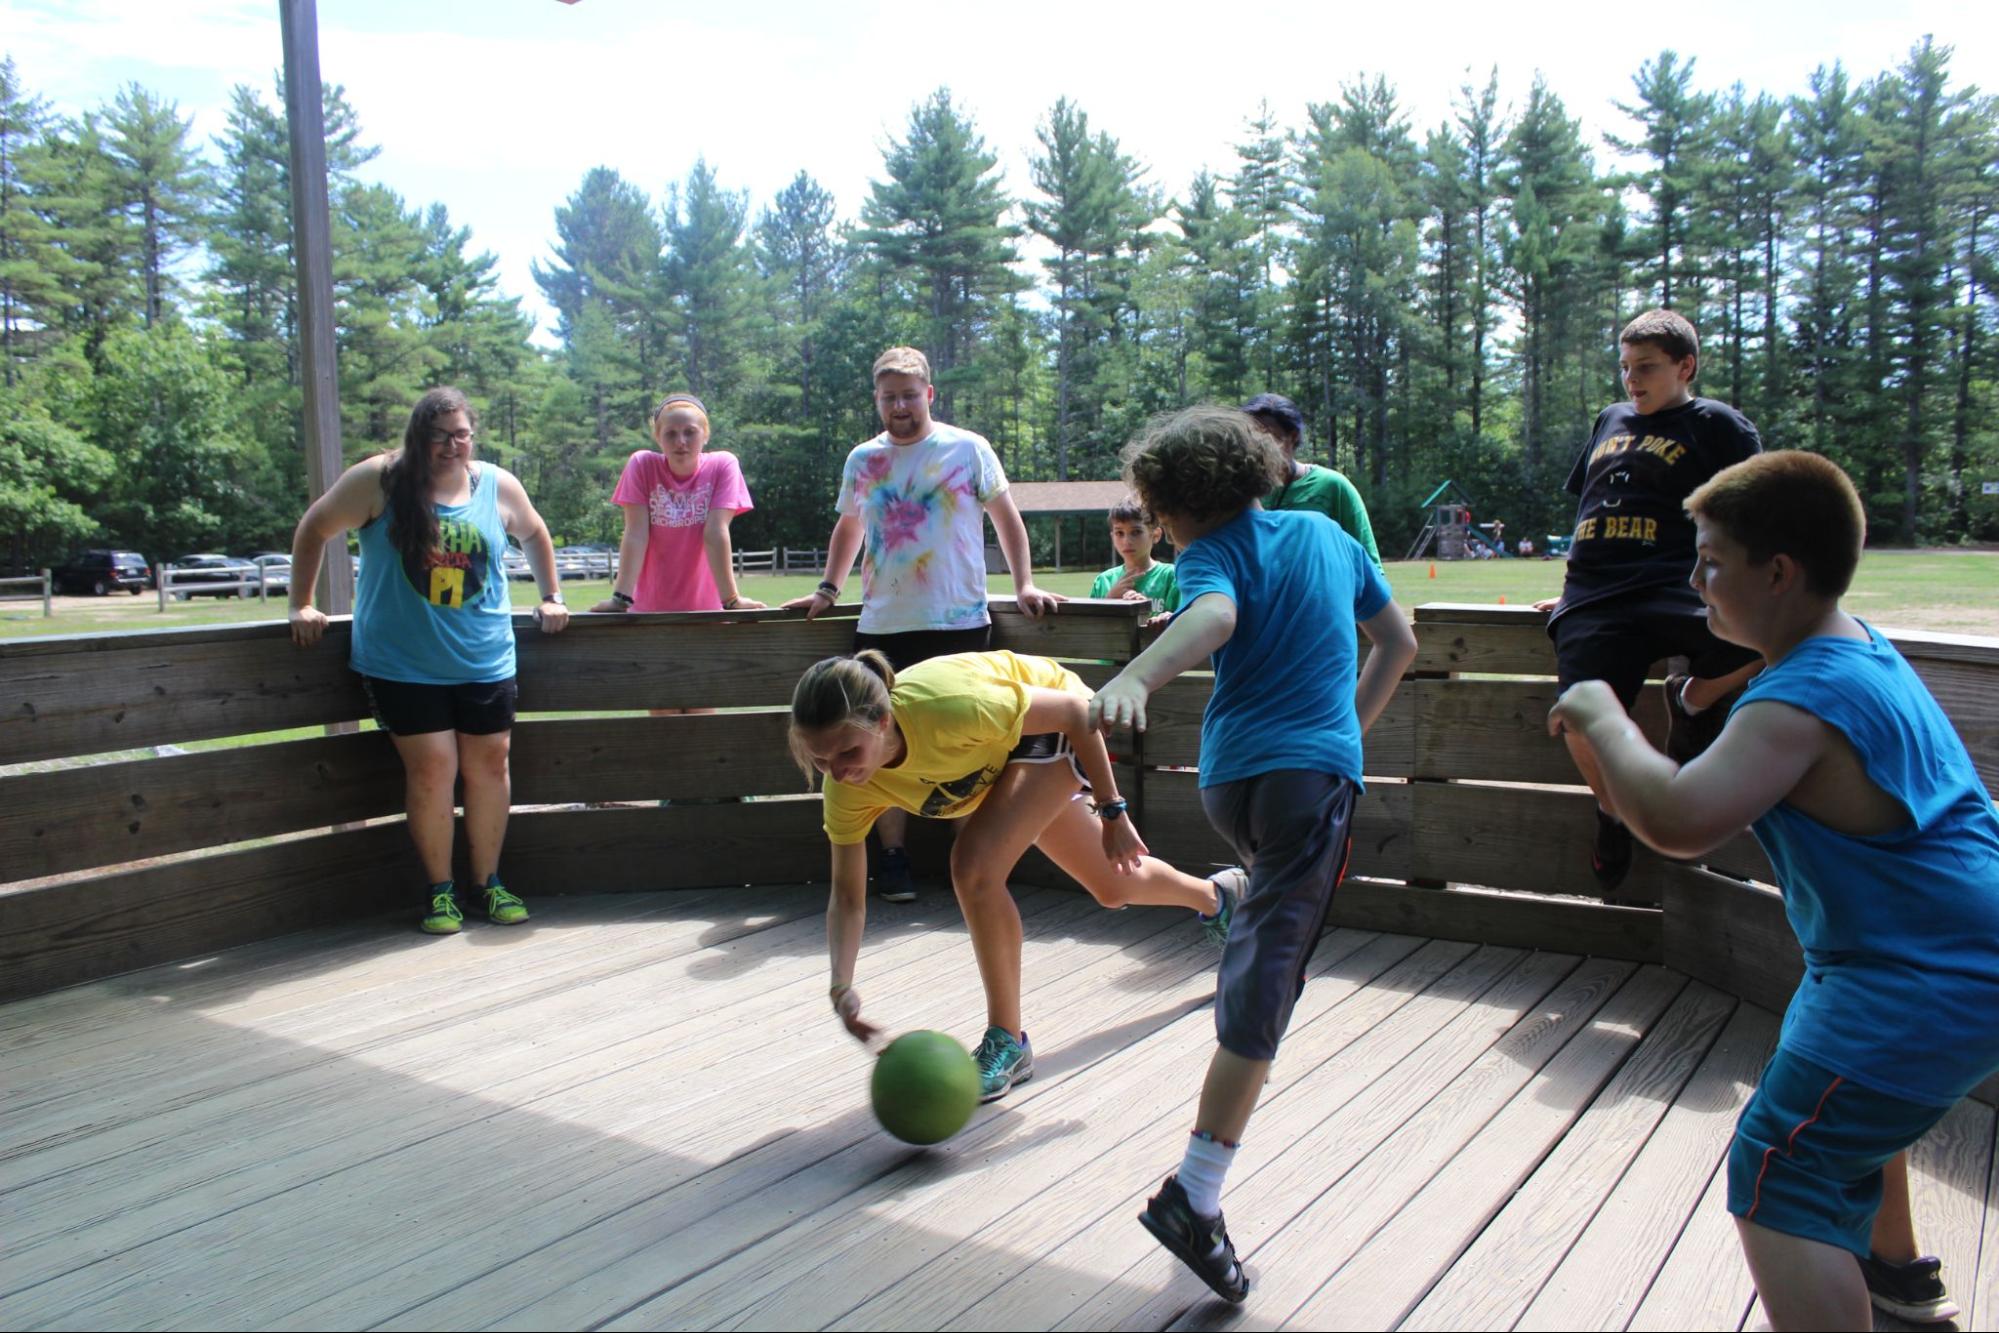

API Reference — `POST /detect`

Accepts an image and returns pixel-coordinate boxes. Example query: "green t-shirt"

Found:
[1266,464,1383,570]
[1089,561,1180,613]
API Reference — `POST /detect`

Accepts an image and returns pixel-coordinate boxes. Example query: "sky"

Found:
[6,0,1995,346]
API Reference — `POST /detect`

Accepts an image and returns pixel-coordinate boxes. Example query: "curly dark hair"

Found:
[1120,405,1285,523]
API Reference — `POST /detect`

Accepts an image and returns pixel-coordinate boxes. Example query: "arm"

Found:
[1549,685,1825,858]
[785,511,864,619]
[287,457,387,646]
[1088,592,1237,734]
[825,839,877,1041]
[1021,687,1148,874]
[984,490,1063,618]
[496,470,568,634]
[590,503,649,612]
[703,508,765,610]
[1354,600,1417,734]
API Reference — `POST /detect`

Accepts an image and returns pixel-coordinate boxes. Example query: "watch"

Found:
[541,591,565,605]
[1092,797,1129,821]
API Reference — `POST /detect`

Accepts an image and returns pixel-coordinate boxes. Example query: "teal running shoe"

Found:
[972,1025,1034,1103]
[1203,868,1246,947]
[420,883,463,935]
[482,877,529,925]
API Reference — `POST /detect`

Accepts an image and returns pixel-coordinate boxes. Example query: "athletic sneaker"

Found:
[1138,1174,1249,1304]
[875,847,917,903]
[1203,868,1245,948]
[1860,1253,1960,1324]
[420,884,463,935]
[1592,809,1633,892]
[1662,673,1741,764]
[972,1025,1033,1102]
[482,877,529,925]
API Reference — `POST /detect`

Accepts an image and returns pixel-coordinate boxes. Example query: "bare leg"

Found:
[391,730,459,884]
[877,806,910,855]
[456,729,512,884]
[1561,728,1618,818]
[1869,1150,1919,1263]
[1195,1047,1272,1144]
[1031,797,1219,913]
[1685,660,1764,712]
[1735,1218,1871,1331]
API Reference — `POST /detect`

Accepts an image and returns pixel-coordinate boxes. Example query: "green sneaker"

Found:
[973,1025,1033,1103]
[1203,868,1245,947]
[482,878,530,925]
[421,884,463,935]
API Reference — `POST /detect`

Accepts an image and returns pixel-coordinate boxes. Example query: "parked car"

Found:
[243,553,292,593]
[54,549,152,596]
[166,554,259,599]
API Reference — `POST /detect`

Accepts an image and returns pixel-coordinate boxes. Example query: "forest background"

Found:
[1,36,1995,573]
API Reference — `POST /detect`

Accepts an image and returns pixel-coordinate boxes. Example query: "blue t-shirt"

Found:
[350,463,518,685]
[1174,507,1393,787]
[1740,623,1999,1106]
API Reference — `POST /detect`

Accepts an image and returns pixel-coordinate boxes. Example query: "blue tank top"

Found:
[1740,622,1999,1105]
[350,462,518,685]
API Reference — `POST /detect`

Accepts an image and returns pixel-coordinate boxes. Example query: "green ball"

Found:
[871,1030,980,1145]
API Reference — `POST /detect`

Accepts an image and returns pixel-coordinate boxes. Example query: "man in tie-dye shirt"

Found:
[788,345,1062,901]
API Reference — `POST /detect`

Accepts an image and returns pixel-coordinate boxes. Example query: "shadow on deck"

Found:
[4,886,1992,1332]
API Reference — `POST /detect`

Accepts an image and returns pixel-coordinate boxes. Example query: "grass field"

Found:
[6,549,1995,641]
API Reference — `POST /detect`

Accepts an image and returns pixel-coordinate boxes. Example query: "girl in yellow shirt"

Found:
[791,648,1241,1102]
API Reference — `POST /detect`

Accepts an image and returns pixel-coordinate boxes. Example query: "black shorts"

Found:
[1550,596,1759,708]
[852,625,992,672]
[361,675,518,737]
[1007,731,1090,790]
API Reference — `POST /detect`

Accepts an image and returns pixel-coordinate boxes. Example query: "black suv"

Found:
[54,549,152,595]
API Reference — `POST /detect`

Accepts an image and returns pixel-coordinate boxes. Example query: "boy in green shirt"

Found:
[1090,497,1181,617]
[1241,392,1383,571]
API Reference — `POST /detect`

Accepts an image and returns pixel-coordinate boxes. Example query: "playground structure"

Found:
[1404,480,1509,561]
[4,601,1998,1329]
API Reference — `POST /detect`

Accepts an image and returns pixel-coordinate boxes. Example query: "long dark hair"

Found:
[384,387,476,566]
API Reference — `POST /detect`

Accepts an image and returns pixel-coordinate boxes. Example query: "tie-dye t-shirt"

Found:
[836,423,1007,634]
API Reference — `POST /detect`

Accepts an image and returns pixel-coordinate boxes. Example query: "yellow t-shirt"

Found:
[822,650,1090,844]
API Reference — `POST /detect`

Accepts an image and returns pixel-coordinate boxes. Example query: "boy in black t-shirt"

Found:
[1537,309,1763,890]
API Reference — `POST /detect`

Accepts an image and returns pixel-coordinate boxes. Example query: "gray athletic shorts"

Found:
[1200,770,1359,1061]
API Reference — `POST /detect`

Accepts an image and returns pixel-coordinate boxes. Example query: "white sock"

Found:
[1178,1132,1237,1218]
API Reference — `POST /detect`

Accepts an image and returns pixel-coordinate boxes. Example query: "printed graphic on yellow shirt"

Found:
[919,762,1006,818]
[402,515,487,609]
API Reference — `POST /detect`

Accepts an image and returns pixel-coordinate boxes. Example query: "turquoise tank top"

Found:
[350,462,518,685]
[1740,622,1999,1105]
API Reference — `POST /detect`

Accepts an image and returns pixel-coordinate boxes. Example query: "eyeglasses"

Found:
[428,429,475,447]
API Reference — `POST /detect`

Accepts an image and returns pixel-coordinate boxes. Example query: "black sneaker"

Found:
[1138,1174,1248,1304]
[1860,1253,1960,1324]
[1663,673,1741,764]
[875,846,916,903]
[1592,809,1633,892]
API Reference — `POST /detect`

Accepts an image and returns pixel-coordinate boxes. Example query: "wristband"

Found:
[1091,797,1129,821]
[609,589,633,607]
[816,580,841,599]
[723,595,742,610]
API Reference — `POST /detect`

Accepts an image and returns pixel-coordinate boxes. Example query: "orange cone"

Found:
[1428,563,1437,579]
[1498,594,1507,604]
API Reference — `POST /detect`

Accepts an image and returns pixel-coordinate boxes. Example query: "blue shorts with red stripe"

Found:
[1727,1046,1952,1257]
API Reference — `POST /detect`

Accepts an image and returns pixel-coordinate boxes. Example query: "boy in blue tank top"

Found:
[1090,405,1418,1303]
[1549,450,1999,1331]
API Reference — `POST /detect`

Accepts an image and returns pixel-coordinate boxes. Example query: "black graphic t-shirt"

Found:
[1553,397,1761,620]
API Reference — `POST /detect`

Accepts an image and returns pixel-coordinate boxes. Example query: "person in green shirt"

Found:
[1090,497,1180,618]
[1241,393,1383,570]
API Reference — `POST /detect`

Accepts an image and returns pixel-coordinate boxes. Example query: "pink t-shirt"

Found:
[611,449,753,611]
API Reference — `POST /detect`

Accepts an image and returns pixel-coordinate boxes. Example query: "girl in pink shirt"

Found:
[592,394,763,614]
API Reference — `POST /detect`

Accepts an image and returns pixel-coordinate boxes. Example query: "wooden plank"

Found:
[1399,981,1738,1330]
[1906,657,1999,794]
[1411,606,1559,676]
[1144,955,1641,1333]
[509,712,805,803]
[469,797,829,895]
[0,621,370,764]
[1330,877,1661,962]
[1411,779,1774,905]
[1412,677,1666,784]
[1662,867,1801,1017]
[1135,677,1413,779]
[1906,1098,1994,1333]
[1513,1002,1779,1330]
[1275,965,1689,1332]
[1971,1111,1999,1333]
[0,728,406,881]
[1141,770,1413,883]
[1626,1152,1757,1331]
[0,823,412,1003]
[1051,949,1582,1333]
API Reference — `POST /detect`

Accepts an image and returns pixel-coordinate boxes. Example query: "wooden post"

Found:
[280,0,353,617]
[39,569,50,618]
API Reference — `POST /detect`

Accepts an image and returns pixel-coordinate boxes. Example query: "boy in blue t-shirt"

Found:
[1549,450,1999,1332]
[1091,405,1417,1303]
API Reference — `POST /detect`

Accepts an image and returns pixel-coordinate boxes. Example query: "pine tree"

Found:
[663,159,757,402]
[100,84,209,327]
[1611,51,1710,309]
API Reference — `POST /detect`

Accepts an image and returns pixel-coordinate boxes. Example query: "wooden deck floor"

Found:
[3,884,1994,1332]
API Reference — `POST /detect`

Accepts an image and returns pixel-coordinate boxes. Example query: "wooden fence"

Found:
[4,600,1996,1106]
[0,571,51,617]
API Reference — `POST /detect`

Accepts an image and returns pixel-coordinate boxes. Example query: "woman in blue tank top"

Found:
[288,387,571,935]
